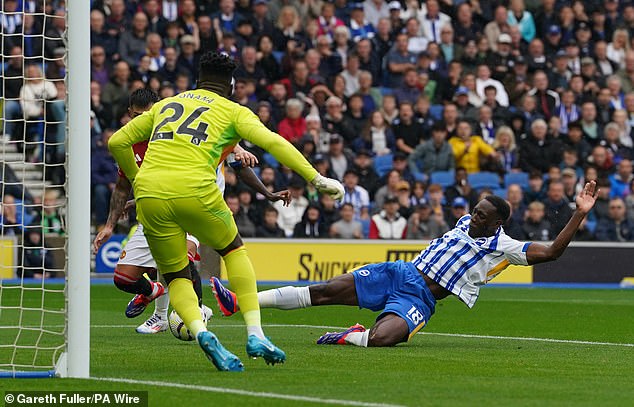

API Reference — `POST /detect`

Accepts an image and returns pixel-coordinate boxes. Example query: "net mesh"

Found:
[0,1,67,375]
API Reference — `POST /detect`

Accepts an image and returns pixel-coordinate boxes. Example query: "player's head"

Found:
[197,51,238,97]
[128,88,159,118]
[469,195,511,238]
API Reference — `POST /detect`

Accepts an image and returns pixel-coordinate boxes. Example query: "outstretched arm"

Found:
[93,176,132,253]
[236,166,291,206]
[526,181,598,265]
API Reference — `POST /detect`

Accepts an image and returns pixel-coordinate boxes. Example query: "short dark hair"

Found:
[198,51,238,82]
[263,205,278,215]
[129,88,159,109]
[484,195,511,222]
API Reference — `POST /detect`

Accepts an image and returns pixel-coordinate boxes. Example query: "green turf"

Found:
[1,284,634,406]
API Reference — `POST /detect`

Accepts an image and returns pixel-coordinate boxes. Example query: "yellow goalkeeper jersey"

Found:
[109,89,317,199]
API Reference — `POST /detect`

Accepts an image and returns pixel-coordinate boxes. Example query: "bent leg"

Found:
[113,264,153,295]
[367,313,409,347]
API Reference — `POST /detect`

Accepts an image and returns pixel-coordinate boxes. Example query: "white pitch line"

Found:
[11,323,634,348]
[487,298,634,305]
[93,377,405,407]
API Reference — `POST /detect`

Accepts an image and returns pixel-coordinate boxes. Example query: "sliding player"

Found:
[108,52,344,371]
[212,182,599,347]
[93,89,290,334]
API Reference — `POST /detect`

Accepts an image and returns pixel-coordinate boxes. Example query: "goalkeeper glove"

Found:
[311,174,345,202]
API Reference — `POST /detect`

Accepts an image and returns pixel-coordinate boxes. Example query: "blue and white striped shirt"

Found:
[411,215,530,308]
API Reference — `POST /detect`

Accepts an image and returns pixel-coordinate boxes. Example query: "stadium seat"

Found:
[262,153,278,168]
[429,105,444,121]
[504,172,529,190]
[272,51,284,64]
[373,153,393,177]
[430,170,455,188]
[468,172,501,190]
[360,218,371,238]
[492,188,507,198]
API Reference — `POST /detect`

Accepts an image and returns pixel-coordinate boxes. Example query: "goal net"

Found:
[0,0,90,378]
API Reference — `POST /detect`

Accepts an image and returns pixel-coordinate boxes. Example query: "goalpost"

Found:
[0,0,90,378]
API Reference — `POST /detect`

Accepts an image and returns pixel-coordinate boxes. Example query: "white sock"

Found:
[154,291,169,320]
[257,286,312,310]
[246,324,265,340]
[344,331,369,347]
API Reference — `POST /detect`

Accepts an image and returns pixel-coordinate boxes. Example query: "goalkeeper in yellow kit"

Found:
[108,52,344,371]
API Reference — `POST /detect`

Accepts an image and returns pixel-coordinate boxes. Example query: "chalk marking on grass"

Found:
[92,377,405,407]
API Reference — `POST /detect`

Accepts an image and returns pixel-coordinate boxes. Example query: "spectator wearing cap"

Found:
[575,21,594,59]
[390,151,415,185]
[549,51,572,93]
[580,58,603,94]
[349,3,376,42]
[475,64,509,107]
[387,2,403,36]
[595,197,634,241]
[369,196,407,239]
[328,134,354,181]
[446,197,469,227]
[393,102,425,155]
[504,56,531,106]
[384,32,417,88]
[527,71,560,121]
[449,119,497,174]
[341,169,371,221]
[453,86,478,121]
[561,167,580,206]
[408,123,455,177]
[405,201,449,240]
[507,0,535,43]
[274,177,309,238]
[487,34,513,82]
[176,34,199,78]
[544,24,562,59]
[519,119,563,174]
[595,40,618,77]
[278,98,307,144]
[484,5,509,53]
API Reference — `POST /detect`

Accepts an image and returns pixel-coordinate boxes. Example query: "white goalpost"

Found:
[0,0,90,378]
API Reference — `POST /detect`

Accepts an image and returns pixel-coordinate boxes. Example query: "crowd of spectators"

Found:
[5,0,634,245]
[87,0,634,241]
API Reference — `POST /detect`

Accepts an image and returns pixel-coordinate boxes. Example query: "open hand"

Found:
[93,225,113,254]
[575,180,598,215]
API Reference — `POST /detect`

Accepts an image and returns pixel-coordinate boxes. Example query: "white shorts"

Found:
[117,223,200,269]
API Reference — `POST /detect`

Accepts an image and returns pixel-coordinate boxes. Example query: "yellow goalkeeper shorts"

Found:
[135,187,238,273]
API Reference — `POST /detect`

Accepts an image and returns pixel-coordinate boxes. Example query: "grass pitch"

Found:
[1,284,634,406]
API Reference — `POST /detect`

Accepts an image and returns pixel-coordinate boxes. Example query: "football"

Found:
[168,306,212,342]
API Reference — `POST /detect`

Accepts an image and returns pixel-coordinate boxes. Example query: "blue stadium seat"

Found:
[373,153,393,177]
[492,188,507,198]
[468,172,500,190]
[360,219,371,238]
[262,153,278,168]
[504,172,529,190]
[272,51,284,64]
[429,170,455,188]
[429,105,444,121]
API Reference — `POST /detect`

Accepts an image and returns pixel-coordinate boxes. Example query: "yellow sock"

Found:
[224,247,261,328]
[168,278,206,337]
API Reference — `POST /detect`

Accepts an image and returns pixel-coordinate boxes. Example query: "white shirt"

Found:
[411,215,530,308]
[274,196,309,237]
[342,185,370,220]
[418,11,451,43]
[476,78,510,107]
